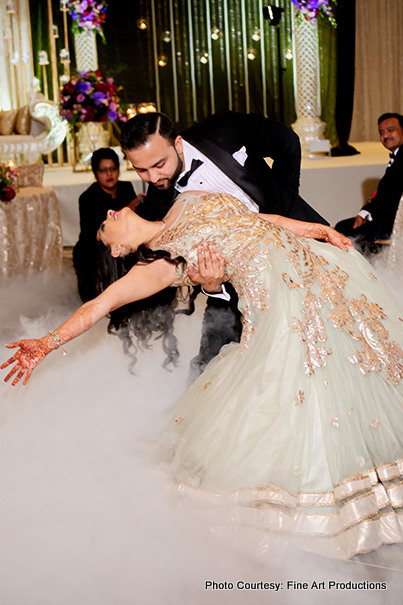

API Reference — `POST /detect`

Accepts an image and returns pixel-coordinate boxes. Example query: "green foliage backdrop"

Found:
[29,0,337,140]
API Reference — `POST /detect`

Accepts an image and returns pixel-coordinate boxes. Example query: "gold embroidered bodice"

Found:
[152,192,292,343]
[151,192,403,384]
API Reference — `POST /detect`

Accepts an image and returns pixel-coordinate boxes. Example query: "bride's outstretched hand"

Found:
[1,339,49,386]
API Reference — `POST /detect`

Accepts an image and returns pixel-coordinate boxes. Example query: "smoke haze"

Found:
[0,265,402,604]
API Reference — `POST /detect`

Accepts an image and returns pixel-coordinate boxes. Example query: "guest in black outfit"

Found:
[73,148,140,301]
[335,113,403,247]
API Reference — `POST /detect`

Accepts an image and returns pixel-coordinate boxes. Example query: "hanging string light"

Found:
[252,28,260,41]
[200,52,209,64]
[247,49,256,61]
[137,18,148,30]
[285,48,293,60]
[211,27,220,40]
[158,55,167,67]
[162,30,171,43]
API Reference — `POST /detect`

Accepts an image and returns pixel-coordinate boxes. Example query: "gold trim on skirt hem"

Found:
[174,460,403,559]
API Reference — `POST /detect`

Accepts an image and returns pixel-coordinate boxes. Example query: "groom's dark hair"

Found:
[121,112,177,150]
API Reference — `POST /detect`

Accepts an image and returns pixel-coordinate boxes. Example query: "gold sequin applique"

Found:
[152,194,289,345]
[282,238,403,384]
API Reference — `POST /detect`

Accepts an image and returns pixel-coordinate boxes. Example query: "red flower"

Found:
[63,82,76,95]
[84,107,97,121]
[1,185,16,202]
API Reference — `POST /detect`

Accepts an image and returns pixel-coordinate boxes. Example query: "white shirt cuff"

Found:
[201,284,231,301]
[358,209,373,221]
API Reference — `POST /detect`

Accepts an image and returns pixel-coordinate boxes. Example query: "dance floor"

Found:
[43,141,389,245]
[1,140,401,603]
[0,262,402,604]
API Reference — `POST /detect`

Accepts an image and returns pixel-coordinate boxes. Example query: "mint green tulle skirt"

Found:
[160,242,403,559]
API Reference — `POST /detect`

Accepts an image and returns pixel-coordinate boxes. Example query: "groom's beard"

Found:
[154,151,183,190]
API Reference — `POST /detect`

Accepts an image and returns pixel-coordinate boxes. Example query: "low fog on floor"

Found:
[0,257,402,604]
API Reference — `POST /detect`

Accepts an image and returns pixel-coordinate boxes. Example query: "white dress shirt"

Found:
[175,140,259,213]
[176,140,259,301]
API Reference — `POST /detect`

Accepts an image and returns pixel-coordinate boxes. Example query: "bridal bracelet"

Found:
[48,330,67,356]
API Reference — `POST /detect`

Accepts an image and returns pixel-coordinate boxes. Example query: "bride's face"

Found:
[97,207,137,257]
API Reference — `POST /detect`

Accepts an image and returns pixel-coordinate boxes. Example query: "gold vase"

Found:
[73,122,111,172]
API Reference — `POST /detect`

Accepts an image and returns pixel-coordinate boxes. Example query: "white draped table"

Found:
[0,187,63,279]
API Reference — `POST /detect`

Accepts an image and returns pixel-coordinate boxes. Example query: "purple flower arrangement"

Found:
[59,70,126,128]
[0,163,17,205]
[290,0,337,27]
[68,0,107,39]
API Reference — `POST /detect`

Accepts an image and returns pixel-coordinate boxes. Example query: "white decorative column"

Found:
[291,8,329,157]
[74,31,98,71]
[0,0,34,109]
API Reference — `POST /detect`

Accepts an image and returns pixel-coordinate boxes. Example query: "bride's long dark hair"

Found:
[96,242,196,372]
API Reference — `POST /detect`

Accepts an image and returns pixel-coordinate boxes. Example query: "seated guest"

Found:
[335,113,403,248]
[73,148,141,301]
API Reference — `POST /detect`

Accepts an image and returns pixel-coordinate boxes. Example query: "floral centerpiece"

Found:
[60,70,126,170]
[290,0,337,27]
[59,69,126,129]
[67,0,107,40]
[0,163,17,206]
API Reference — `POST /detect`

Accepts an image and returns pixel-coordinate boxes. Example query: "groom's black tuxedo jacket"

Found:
[135,110,328,226]
[363,145,403,229]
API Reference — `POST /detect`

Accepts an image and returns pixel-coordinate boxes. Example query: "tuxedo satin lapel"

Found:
[183,135,271,209]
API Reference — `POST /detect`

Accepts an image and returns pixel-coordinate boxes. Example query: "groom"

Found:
[121,110,327,224]
[120,110,329,377]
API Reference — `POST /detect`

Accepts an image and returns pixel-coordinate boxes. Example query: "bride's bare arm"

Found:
[258,213,353,251]
[1,259,177,386]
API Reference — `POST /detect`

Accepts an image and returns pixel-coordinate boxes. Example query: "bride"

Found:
[2,191,403,559]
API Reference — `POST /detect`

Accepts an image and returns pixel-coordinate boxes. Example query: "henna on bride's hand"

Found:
[1,340,48,386]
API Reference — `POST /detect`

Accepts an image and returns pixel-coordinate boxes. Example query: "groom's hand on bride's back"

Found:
[187,243,225,293]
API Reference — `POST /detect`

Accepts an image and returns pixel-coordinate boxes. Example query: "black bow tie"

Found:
[177,158,203,187]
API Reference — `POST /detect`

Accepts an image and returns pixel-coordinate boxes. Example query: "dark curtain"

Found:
[331,0,359,155]
[29,1,338,136]
[97,0,297,131]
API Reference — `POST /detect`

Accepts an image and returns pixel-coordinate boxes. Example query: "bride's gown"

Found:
[151,192,403,559]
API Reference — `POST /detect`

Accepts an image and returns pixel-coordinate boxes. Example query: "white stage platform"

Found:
[43,141,389,246]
